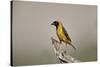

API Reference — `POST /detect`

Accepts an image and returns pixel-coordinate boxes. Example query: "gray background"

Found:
[12,1,97,66]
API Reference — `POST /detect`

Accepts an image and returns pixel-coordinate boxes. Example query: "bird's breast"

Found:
[57,25,66,41]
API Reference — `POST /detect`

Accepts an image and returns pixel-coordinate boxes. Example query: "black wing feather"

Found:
[62,26,71,42]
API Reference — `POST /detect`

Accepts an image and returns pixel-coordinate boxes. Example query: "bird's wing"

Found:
[62,26,72,42]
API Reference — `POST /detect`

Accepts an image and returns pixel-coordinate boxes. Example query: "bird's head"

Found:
[51,21,59,27]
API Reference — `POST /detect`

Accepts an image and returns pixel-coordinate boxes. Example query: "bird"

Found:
[51,20,76,50]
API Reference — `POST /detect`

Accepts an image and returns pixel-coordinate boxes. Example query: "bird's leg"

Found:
[64,44,67,54]
[59,40,62,44]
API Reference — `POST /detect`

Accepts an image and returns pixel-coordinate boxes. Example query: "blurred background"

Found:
[12,1,97,66]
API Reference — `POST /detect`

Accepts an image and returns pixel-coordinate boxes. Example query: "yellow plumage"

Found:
[57,22,67,43]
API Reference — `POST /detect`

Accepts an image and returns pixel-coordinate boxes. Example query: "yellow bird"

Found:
[51,20,76,50]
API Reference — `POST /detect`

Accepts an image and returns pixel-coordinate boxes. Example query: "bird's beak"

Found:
[51,22,54,25]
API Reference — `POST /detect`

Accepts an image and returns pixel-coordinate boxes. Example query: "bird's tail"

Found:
[70,44,76,50]
[65,41,76,50]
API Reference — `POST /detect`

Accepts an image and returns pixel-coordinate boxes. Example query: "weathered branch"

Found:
[51,37,80,63]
